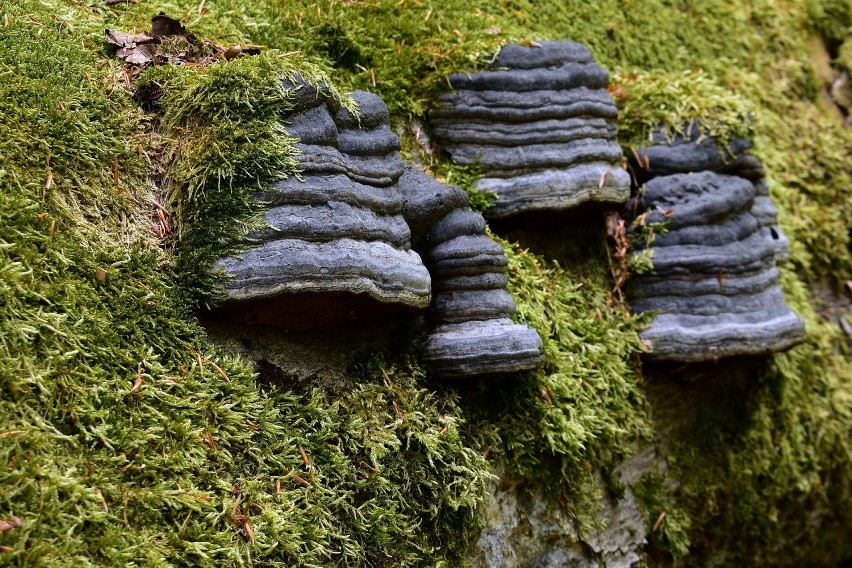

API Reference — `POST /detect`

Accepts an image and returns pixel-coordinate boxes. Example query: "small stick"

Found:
[208,360,229,382]
[652,510,667,533]
[289,473,309,486]
[392,401,404,419]
[178,511,192,534]
[204,429,216,451]
[93,488,108,512]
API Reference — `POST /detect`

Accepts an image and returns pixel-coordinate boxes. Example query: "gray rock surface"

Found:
[431,41,630,219]
[214,88,431,328]
[399,166,544,378]
[626,133,806,361]
[470,469,646,568]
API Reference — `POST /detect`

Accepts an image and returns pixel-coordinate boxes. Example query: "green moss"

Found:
[134,50,351,307]
[611,68,755,147]
[0,2,147,244]
[839,38,852,68]
[1,2,488,565]
[632,474,692,559]
[807,0,852,44]
[454,225,650,533]
[3,0,852,565]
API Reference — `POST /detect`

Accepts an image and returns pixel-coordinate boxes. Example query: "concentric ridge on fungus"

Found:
[213,82,543,377]
[626,127,806,361]
[431,40,630,219]
[213,85,431,329]
[399,165,544,378]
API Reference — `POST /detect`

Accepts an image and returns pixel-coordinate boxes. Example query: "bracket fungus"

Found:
[431,40,630,219]
[213,88,431,329]
[626,127,806,361]
[213,83,543,377]
[399,166,544,378]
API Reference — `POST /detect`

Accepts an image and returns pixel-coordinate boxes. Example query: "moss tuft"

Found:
[457,226,650,533]
[135,50,352,307]
[610,68,755,147]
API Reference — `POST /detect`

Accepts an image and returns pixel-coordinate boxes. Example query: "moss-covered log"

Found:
[1,0,850,566]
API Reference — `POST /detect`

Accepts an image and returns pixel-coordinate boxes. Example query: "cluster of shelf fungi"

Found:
[211,41,804,378]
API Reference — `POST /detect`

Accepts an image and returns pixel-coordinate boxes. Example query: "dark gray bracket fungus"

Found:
[399,165,544,379]
[626,131,805,362]
[430,40,630,219]
[213,87,431,329]
[212,83,544,378]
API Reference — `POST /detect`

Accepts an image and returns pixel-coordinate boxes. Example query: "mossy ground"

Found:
[1,0,851,565]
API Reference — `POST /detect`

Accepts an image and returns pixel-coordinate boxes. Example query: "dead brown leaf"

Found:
[105,12,233,80]
[151,14,188,37]
[0,517,21,533]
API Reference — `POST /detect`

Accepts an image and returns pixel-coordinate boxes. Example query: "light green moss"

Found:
[839,38,852,67]
[134,50,351,306]
[2,0,852,565]
[454,227,650,534]
[0,2,489,565]
[610,68,755,147]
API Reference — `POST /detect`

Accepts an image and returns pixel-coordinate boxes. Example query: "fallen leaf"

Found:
[0,517,21,533]
[151,13,188,37]
[104,29,153,48]
[95,267,107,282]
[119,44,157,66]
